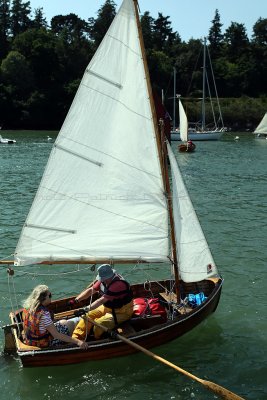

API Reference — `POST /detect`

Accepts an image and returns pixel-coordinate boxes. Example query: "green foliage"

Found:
[252,18,267,46]
[9,0,32,36]
[1,50,34,93]
[208,9,223,58]
[88,0,116,48]
[0,0,11,58]
[32,7,47,29]
[0,0,266,129]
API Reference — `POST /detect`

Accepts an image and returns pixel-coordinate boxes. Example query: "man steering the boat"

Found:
[71,264,133,340]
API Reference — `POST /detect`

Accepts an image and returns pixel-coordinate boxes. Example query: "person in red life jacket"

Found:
[22,285,88,349]
[72,264,133,340]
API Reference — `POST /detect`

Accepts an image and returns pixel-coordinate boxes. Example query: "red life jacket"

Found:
[22,305,52,347]
[99,275,133,309]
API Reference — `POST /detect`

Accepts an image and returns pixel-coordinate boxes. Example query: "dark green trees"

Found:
[0,0,266,129]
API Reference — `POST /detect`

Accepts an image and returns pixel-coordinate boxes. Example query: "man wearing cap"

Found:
[72,264,133,340]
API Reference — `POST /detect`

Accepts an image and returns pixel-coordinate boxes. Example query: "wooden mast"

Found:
[133,0,180,300]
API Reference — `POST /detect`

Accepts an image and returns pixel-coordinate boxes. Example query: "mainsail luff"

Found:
[132,0,165,178]
[159,120,180,298]
[14,0,170,266]
[133,0,179,289]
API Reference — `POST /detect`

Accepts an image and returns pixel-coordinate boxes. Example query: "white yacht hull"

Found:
[171,130,224,141]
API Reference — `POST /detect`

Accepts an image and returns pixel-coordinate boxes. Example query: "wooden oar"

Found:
[86,317,245,400]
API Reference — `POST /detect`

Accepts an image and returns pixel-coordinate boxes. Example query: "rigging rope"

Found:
[7,269,22,335]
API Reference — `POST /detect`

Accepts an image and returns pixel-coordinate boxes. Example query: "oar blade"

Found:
[203,379,245,400]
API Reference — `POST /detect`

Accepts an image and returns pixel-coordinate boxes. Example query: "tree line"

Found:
[0,0,266,130]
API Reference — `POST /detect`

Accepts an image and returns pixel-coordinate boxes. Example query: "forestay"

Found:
[167,143,218,282]
[14,0,169,266]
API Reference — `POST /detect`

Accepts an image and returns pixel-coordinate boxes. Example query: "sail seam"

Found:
[16,233,96,257]
[54,144,103,167]
[60,135,161,180]
[107,33,140,57]
[39,185,167,232]
[15,233,167,262]
[81,83,150,123]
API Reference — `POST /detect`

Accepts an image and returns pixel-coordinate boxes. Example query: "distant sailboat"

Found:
[253,112,267,139]
[0,134,16,144]
[172,38,225,141]
[178,98,195,152]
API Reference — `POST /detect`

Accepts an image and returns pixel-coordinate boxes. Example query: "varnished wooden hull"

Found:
[9,278,223,367]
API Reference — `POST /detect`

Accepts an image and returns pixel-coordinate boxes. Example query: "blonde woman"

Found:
[22,285,88,349]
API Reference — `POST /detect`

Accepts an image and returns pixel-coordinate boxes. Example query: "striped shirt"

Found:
[39,310,53,334]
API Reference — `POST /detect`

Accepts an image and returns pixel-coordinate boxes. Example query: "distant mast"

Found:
[173,66,177,130]
[201,38,207,131]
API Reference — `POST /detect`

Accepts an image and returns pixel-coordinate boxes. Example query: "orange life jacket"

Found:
[22,306,52,347]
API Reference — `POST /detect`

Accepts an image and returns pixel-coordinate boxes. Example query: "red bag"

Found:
[133,298,167,321]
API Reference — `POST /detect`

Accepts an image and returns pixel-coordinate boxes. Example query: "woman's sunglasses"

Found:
[48,293,52,298]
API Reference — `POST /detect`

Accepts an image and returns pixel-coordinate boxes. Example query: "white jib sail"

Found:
[254,112,267,134]
[14,0,169,266]
[167,143,218,282]
[179,99,188,142]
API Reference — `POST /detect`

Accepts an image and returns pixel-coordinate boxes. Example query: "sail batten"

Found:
[25,224,76,234]
[54,144,103,166]
[86,69,123,89]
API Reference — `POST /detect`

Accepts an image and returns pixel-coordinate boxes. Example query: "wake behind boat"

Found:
[2,0,223,368]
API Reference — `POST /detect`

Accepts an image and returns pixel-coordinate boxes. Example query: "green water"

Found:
[0,131,266,400]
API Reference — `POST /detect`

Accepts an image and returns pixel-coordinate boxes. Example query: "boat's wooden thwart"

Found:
[87,317,245,400]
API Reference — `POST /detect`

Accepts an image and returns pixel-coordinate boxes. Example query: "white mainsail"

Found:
[14,0,169,266]
[167,143,218,282]
[178,99,188,142]
[254,112,267,135]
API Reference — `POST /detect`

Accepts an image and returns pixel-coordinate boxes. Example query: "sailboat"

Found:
[171,38,225,141]
[253,112,267,139]
[178,98,196,152]
[2,0,223,367]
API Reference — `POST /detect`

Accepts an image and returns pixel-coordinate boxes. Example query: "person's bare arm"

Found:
[86,296,107,312]
[75,286,94,302]
[46,323,88,349]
